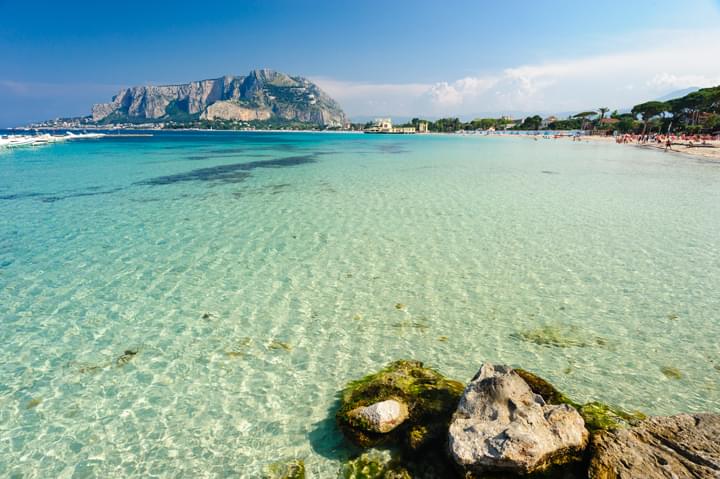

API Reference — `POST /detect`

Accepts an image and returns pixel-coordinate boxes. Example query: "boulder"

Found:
[588,413,720,479]
[348,399,409,434]
[336,360,464,450]
[448,363,589,475]
[515,368,646,432]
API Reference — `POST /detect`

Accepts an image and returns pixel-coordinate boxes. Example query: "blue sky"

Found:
[1,0,720,126]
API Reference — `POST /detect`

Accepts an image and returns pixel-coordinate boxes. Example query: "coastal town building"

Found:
[540,116,558,128]
[365,118,423,134]
[370,118,393,132]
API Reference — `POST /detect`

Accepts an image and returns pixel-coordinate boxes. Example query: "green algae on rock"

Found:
[268,340,292,352]
[116,349,138,367]
[390,320,429,333]
[515,368,576,406]
[661,366,682,380]
[336,360,464,451]
[340,450,411,479]
[513,325,607,349]
[515,368,645,432]
[578,402,646,432]
[225,337,253,358]
[264,459,305,479]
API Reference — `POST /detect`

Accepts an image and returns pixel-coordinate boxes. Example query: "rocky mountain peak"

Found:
[91,69,346,127]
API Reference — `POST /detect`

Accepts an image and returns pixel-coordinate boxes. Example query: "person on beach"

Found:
[665,138,673,152]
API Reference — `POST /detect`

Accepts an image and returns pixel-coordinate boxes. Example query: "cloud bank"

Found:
[314,31,720,119]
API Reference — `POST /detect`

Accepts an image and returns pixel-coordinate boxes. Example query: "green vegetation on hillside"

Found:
[390,85,720,135]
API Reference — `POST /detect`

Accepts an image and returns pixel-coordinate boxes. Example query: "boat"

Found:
[0,135,37,148]
[0,132,107,149]
[65,131,106,140]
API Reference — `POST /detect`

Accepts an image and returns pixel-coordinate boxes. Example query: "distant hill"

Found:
[602,88,702,116]
[91,69,346,127]
[654,87,700,102]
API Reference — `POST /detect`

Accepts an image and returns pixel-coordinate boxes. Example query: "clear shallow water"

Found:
[1,132,719,477]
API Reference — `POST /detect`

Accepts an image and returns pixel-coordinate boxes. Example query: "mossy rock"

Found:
[264,459,305,479]
[515,368,577,407]
[340,450,411,479]
[515,368,645,432]
[336,360,464,451]
[577,402,646,431]
[340,448,465,479]
[660,366,682,380]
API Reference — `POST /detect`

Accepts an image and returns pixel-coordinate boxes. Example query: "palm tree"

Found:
[598,107,609,120]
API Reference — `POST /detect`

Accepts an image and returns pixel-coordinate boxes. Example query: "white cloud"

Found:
[314,78,429,99]
[428,76,498,107]
[646,72,718,90]
[314,30,720,119]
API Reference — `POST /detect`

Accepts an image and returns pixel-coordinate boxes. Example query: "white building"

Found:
[540,116,558,129]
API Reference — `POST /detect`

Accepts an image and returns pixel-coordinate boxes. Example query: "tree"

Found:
[705,113,720,132]
[572,111,597,130]
[668,87,720,127]
[598,107,609,120]
[631,101,668,135]
[429,117,462,133]
[617,117,638,133]
[515,115,542,130]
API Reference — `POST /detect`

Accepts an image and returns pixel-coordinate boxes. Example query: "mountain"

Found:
[91,69,346,126]
[654,87,700,102]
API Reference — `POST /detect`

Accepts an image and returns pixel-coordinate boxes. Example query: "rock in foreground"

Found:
[589,413,720,478]
[336,360,464,451]
[515,368,646,432]
[348,399,409,434]
[448,363,589,475]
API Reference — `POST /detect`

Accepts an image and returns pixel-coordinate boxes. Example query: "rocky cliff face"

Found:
[91,69,346,126]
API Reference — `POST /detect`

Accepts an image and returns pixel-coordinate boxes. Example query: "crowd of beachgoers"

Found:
[615,133,719,149]
[574,132,720,160]
[487,130,720,161]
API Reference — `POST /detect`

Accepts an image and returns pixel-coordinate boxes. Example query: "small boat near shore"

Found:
[0,135,37,148]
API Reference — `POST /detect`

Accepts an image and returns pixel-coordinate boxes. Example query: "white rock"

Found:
[448,363,588,475]
[348,399,409,433]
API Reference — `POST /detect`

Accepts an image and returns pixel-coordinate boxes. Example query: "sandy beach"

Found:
[557,134,720,161]
[493,132,720,162]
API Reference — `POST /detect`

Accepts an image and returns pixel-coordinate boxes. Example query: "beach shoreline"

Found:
[484,132,720,162]
[7,126,720,161]
[562,134,720,162]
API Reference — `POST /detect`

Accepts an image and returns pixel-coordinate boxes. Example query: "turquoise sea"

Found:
[1,131,719,477]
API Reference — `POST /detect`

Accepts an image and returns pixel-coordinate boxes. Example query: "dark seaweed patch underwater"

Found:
[137,154,318,186]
